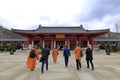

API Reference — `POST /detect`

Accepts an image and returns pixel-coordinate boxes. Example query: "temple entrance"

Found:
[45,40,51,49]
[70,41,76,50]
[56,41,65,50]
[34,40,39,45]
[81,41,87,48]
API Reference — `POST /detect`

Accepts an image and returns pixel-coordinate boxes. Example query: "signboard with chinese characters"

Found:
[56,34,65,38]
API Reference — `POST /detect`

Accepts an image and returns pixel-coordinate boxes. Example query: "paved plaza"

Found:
[0,50,120,80]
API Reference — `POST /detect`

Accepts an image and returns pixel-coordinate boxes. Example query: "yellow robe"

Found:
[74,46,81,60]
[52,49,58,63]
[26,48,39,70]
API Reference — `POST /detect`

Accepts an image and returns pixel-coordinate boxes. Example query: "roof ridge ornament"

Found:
[80,24,83,28]
[39,24,41,28]
[36,24,42,30]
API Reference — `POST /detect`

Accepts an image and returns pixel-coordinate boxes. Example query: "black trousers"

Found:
[76,59,81,70]
[41,58,48,73]
[86,60,94,68]
[64,56,69,67]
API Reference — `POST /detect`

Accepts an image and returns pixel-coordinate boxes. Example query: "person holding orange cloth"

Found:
[74,44,81,70]
[26,45,39,71]
[52,48,59,64]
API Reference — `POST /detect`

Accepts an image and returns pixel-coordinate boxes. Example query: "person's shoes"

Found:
[86,67,89,69]
[65,65,67,68]
[92,67,94,70]
[77,68,79,70]
[31,69,34,71]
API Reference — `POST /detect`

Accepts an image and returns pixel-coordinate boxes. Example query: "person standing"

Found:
[52,47,59,64]
[41,45,50,73]
[26,45,39,71]
[74,44,81,70]
[63,46,71,68]
[85,45,94,70]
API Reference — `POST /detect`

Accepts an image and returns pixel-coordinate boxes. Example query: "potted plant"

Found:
[37,42,42,55]
[9,43,17,55]
[78,41,82,47]
[37,42,42,49]
[105,42,112,55]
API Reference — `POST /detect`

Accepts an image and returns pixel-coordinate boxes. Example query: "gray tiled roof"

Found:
[0,39,27,41]
[35,26,86,33]
[11,25,110,34]
[94,38,120,41]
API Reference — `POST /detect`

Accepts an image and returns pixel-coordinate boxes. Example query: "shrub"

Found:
[105,42,112,55]
[9,43,17,52]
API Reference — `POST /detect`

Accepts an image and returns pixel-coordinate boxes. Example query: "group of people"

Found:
[26,45,50,73]
[26,44,94,74]
[62,44,94,70]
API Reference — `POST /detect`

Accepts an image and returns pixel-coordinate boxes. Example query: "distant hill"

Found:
[0,26,26,39]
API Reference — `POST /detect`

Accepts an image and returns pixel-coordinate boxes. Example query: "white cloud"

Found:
[81,14,120,32]
[0,0,90,29]
[0,0,120,32]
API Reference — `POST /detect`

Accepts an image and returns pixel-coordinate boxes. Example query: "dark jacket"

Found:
[63,48,71,57]
[41,47,50,59]
[85,48,93,60]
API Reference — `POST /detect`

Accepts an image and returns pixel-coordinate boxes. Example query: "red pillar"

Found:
[91,38,94,50]
[51,38,54,50]
[28,37,32,44]
[39,37,42,42]
[27,37,31,49]
[39,37,43,49]
[26,40,29,50]
[67,38,70,49]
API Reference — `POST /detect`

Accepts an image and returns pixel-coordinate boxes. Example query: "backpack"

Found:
[80,50,84,57]
[30,50,36,58]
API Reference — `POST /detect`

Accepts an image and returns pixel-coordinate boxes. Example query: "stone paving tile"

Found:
[0,50,120,80]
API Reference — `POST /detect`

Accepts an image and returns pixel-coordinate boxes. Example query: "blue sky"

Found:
[0,0,120,32]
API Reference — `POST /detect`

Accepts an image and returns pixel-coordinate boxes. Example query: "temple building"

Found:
[11,25,110,50]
